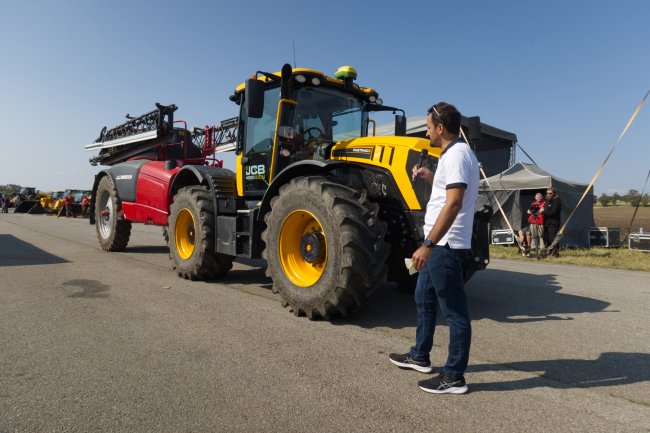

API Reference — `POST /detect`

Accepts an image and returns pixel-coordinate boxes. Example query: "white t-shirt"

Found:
[422,139,480,249]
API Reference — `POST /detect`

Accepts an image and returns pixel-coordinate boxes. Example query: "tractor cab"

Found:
[19,187,37,199]
[233,65,406,196]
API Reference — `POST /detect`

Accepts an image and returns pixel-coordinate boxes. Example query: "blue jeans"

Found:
[409,245,471,380]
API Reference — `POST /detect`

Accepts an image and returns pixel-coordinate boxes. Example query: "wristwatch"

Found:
[423,239,435,248]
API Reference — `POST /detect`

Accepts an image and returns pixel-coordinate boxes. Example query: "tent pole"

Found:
[457,127,527,255]
[545,89,649,255]
[517,143,538,166]
[622,169,650,242]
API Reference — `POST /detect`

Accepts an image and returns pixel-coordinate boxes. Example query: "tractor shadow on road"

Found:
[467,352,650,392]
[336,267,613,330]
[218,258,273,287]
[0,234,69,267]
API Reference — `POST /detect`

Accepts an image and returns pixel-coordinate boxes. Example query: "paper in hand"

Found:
[404,258,418,275]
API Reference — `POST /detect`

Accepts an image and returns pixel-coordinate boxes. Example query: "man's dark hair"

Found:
[428,102,461,134]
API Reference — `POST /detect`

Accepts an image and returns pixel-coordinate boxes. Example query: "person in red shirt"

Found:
[64,194,75,218]
[81,195,90,217]
[527,192,545,258]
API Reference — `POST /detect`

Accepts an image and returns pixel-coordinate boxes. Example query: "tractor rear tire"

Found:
[168,186,234,280]
[262,176,390,319]
[95,176,131,251]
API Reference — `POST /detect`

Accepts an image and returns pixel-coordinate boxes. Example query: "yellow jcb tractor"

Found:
[87,64,490,319]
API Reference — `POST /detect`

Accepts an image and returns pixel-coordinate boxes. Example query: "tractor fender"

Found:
[89,160,149,224]
[259,160,347,220]
[169,165,236,199]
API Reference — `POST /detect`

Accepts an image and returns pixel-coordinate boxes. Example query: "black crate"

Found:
[589,227,620,247]
[491,229,514,245]
[628,232,650,252]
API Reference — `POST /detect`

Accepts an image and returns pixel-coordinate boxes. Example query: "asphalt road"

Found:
[1,212,649,432]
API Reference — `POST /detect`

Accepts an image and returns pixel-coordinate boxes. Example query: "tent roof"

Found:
[481,162,589,191]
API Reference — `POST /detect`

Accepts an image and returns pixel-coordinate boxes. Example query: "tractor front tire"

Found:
[262,176,390,319]
[95,176,132,251]
[168,186,233,280]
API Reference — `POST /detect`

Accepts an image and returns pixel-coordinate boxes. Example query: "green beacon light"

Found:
[335,66,357,80]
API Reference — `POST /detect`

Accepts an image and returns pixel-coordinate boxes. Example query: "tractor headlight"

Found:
[311,77,321,86]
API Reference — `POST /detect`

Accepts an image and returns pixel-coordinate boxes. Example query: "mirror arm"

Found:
[255,71,280,82]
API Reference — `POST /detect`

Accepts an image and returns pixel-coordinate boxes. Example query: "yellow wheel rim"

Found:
[175,208,195,260]
[279,210,327,287]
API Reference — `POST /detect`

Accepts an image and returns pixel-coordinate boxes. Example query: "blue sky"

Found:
[1,0,648,195]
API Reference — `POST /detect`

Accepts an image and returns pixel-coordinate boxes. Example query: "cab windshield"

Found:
[272,85,368,163]
[240,83,368,193]
[293,86,368,143]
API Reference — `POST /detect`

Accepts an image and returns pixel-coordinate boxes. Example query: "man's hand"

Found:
[412,245,432,272]
[412,165,434,185]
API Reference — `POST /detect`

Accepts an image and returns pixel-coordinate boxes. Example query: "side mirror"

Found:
[395,114,407,136]
[246,78,264,119]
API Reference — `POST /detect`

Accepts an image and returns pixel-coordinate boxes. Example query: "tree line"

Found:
[596,190,650,207]
[0,184,23,195]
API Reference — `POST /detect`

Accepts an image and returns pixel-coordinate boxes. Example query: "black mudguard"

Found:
[88,160,149,225]
[169,165,236,198]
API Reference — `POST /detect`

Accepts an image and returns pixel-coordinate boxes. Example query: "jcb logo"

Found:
[245,165,266,176]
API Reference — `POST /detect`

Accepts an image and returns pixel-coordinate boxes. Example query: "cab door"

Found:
[240,86,281,197]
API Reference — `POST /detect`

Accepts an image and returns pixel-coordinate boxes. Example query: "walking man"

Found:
[389,102,479,394]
